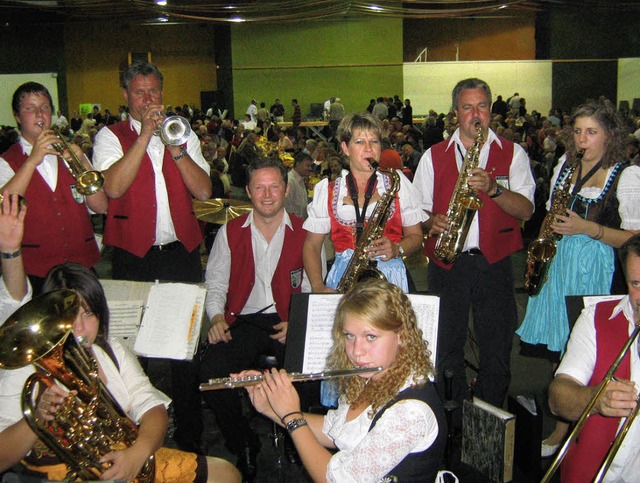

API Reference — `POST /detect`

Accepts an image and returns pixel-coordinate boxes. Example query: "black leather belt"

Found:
[149,241,183,251]
[462,248,483,256]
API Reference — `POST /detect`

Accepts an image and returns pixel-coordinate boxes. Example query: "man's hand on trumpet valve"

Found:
[29,128,59,167]
[140,103,165,139]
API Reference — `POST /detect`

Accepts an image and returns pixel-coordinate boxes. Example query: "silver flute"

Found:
[199,366,382,391]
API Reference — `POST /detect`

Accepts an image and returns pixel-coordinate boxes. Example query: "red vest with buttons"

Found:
[3,142,100,277]
[424,138,522,269]
[327,173,403,252]
[562,300,631,482]
[104,122,202,257]
[224,213,305,325]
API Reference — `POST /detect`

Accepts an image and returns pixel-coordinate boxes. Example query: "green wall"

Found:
[231,17,403,120]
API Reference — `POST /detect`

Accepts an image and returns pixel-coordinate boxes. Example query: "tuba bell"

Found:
[0,290,155,482]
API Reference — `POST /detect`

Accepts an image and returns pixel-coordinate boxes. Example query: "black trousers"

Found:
[199,313,285,453]
[428,253,517,415]
[111,243,202,283]
[111,243,204,447]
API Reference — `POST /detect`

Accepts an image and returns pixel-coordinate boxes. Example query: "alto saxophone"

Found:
[336,164,401,293]
[524,151,583,296]
[434,122,484,264]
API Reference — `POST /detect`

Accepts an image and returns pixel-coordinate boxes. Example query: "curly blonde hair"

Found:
[326,279,434,416]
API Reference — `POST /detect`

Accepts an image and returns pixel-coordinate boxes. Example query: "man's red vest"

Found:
[562,300,631,482]
[103,122,202,257]
[3,143,100,277]
[224,212,305,325]
[424,138,522,269]
[327,173,403,252]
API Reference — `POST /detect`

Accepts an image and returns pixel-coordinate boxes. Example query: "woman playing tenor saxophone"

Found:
[517,99,640,456]
[303,112,426,294]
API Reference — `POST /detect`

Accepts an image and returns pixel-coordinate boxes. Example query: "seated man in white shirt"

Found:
[548,233,640,482]
[201,158,309,481]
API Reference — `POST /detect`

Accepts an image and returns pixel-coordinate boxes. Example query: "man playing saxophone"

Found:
[413,78,535,422]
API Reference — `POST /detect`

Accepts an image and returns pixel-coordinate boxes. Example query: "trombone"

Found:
[51,127,104,196]
[542,312,640,483]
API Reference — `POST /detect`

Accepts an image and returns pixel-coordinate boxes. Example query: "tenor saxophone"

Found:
[433,122,484,264]
[336,163,401,293]
[524,151,583,296]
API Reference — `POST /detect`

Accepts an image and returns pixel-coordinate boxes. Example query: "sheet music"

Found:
[108,300,143,351]
[134,283,205,360]
[302,294,340,373]
[407,294,440,366]
[100,280,151,303]
[300,293,440,373]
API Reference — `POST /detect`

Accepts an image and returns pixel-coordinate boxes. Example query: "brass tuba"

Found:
[524,150,583,296]
[52,127,104,196]
[433,122,484,264]
[0,290,155,482]
[336,164,401,293]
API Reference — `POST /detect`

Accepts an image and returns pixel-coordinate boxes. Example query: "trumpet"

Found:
[541,306,640,483]
[51,127,104,196]
[153,114,191,146]
[200,366,382,391]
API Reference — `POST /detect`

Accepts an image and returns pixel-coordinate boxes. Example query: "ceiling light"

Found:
[155,0,167,5]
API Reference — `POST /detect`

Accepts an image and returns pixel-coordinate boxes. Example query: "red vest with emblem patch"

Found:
[424,138,522,268]
[3,142,100,277]
[224,212,305,325]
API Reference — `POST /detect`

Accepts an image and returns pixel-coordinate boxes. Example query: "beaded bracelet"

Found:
[285,417,308,434]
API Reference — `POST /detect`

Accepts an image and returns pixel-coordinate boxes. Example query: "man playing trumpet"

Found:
[0,82,108,293]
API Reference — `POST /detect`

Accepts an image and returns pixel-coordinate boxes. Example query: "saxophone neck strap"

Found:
[346,171,378,242]
[570,159,602,197]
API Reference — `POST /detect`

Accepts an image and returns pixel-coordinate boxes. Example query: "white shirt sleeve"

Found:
[617,165,640,230]
[396,170,428,226]
[303,177,331,235]
[412,149,436,216]
[92,126,124,171]
[508,142,536,203]
[204,224,231,320]
[555,304,598,385]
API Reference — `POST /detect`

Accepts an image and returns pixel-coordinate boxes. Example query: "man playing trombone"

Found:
[0,82,108,293]
[549,233,640,482]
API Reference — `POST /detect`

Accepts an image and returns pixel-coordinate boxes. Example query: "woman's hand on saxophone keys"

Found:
[366,236,396,260]
[550,209,588,237]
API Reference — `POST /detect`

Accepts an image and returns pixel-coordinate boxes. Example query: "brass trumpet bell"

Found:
[158,115,191,146]
[52,127,104,196]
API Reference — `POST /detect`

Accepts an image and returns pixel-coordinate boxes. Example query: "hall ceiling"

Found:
[1,0,638,25]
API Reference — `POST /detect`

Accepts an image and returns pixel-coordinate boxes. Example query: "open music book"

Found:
[285,293,439,373]
[100,280,206,361]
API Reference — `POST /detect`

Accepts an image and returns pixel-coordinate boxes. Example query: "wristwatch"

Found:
[396,243,405,258]
[172,149,187,161]
[489,184,503,199]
